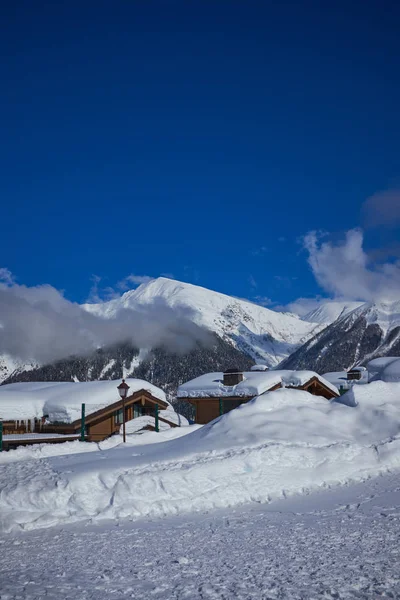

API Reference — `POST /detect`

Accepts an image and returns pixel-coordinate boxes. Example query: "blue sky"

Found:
[1,1,400,307]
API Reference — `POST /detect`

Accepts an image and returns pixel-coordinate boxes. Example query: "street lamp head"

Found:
[117,379,130,399]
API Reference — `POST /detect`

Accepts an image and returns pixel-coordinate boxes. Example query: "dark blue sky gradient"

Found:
[1,1,399,304]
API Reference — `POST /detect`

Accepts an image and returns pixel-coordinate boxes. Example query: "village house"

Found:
[177,367,339,424]
[346,366,367,381]
[0,379,176,450]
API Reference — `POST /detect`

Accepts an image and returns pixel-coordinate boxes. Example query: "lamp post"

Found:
[117,379,130,443]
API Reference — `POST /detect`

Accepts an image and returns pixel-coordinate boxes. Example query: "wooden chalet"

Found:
[177,368,339,424]
[0,380,173,450]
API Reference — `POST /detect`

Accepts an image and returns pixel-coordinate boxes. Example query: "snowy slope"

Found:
[2,383,400,532]
[302,301,363,324]
[0,355,37,385]
[281,300,400,373]
[83,278,324,366]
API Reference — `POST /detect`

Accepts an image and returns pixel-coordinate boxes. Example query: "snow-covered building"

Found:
[0,379,175,447]
[323,367,370,392]
[177,369,339,424]
[324,358,400,392]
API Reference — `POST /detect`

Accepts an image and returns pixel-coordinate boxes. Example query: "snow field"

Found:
[2,382,400,532]
[2,473,399,599]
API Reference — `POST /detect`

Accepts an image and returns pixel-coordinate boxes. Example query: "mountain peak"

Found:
[83,277,324,367]
[281,299,400,373]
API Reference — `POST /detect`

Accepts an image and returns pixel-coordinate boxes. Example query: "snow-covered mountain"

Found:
[0,355,38,384]
[83,277,324,366]
[280,301,400,373]
[1,278,325,404]
[301,301,363,324]
[4,278,400,400]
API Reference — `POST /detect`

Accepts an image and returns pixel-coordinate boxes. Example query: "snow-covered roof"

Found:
[177,370,338,399]
[0,379,167,422]
[323,370,369,389]
[366,357,400,382]
[366,357,400,383]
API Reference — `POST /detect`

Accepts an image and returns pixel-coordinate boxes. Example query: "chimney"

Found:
[223,368,244,387]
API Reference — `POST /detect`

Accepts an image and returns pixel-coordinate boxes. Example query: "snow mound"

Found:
[366,357,400,383]
[367,357,399,380]
[0,379,167,422]
[0,425,200,465]
[337,380,400,408]
[122,410,189,434]
[1,386,400,532]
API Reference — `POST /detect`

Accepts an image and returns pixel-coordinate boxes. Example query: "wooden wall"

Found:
[195,399,220,424]
[87,415,119,442]
[192,397,252,424]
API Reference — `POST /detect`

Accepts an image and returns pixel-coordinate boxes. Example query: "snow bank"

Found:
[122,410,189,434]
[0,379,167,422]
[177,369,337,398]
[0,425,201,465]
[159,409,189,427]
[336,380,400,408]
[380,359,400,382]
[366,357,399,381]
[2,384,400,532]
[366,357,400,383]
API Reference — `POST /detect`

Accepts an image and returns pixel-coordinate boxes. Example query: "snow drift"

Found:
[1,384,400,532]
[367,356,400,383]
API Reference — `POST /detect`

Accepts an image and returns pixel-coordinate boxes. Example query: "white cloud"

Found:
[253,296,274,307]
[0,270,211,363]
[303,228,400,302]
[87,274,154,302]
[117,274,154,291]
[0,268,15,285]
[280,297,325,317]
[86,275,103,303]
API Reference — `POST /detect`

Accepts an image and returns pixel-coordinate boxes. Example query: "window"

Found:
[114,409,123,424]
[134,404,143,418]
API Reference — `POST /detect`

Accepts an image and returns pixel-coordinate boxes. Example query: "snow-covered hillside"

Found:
[281,300,400,373]
[302,301,363,324]
[83,277,323,366]
[0,355,37,385]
